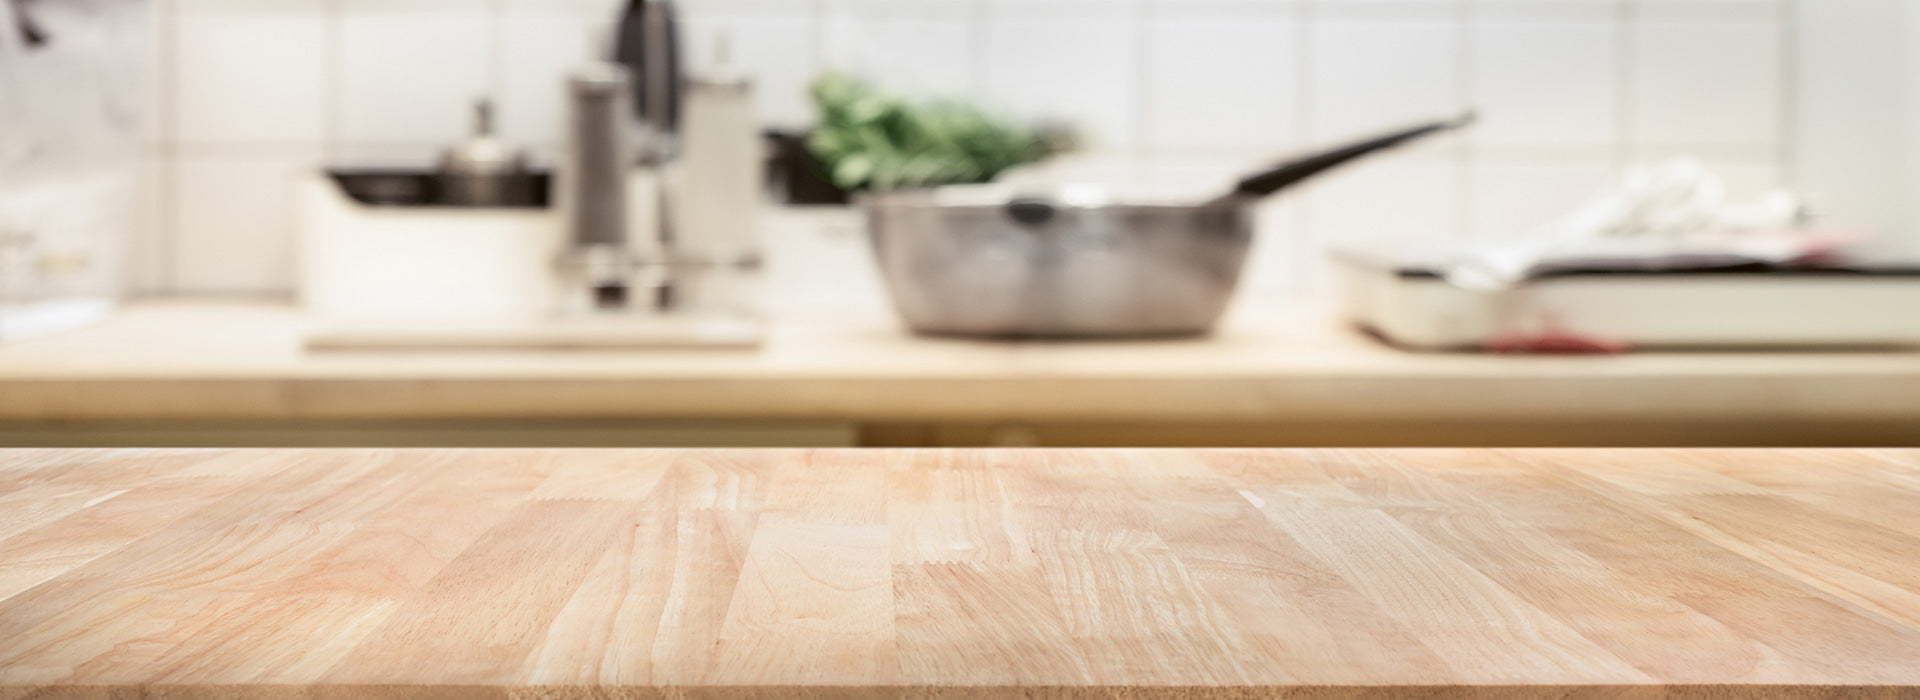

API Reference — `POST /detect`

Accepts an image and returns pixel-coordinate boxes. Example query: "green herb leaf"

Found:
[805,73,1076,192]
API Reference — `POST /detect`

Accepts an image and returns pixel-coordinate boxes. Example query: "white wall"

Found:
[1789,0,1908,255]
[1,0,146,307]
[134,0,1797,298]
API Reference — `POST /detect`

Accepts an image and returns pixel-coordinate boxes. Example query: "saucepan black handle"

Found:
[10,0,48,48]
[1005,198,1057,227]
[1223,111,1477,203]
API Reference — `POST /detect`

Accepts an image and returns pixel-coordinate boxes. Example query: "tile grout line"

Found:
[1455,0,1474,241]
[1134,0,1153,163]
[313,0,344,298]
[813,0,828,77]
[1291,0,1315,297]
[156,0,178,296]
[323,0,342,164]
[488,0,507,114]
[1777,0,1797,191]
[968,0,988,101]
[1616,0,1636,171]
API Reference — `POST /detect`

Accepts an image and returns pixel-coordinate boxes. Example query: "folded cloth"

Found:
[1442,158,1858,290]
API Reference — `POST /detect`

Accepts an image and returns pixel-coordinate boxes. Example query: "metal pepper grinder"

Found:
[554,41,639,313]
[617,0,684,310]
[555,0,683,314]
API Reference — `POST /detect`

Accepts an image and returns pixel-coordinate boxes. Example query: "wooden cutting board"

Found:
[2,448,1919,699]
[304,315,766,352]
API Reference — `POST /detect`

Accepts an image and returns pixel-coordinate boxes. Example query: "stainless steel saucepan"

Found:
[865,112,1476,338]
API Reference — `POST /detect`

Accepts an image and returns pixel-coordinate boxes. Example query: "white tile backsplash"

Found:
[821,2,976,100]
[1147,10,1295,152]
[140,4,169,147]
[1309,17,1462,140]
[138,0,1794,297]
[1303,158,1459,246]
[682,13,822,128]
[502,0,620,15]
[170,153,315,295]
[1469,159,1616,240]
[983,4,1140,149]
[1689,157,1785,201]
[1632,17,1783,147]
[171,15,328,145]
[336,12,493,145]
[128,157,170,295]
[338,0,491,12]
[1472,17,1616,149]
[171,0,331,16]
[497,11,601,150]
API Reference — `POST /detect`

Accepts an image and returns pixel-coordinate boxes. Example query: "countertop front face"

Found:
[2,449,1919,699]
[4,302,1920,430]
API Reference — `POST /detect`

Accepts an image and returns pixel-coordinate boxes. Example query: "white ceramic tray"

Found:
[1332,248,1920,351]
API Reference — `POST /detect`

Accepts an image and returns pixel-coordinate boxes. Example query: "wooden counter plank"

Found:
[261,451,558,600]
[520,477,683,685]
[2,448,1920,699]
[322,499,639,685]
[889,453,1106,687]
[521,451,799,687]
[1549,451,1920,636]
[1219,452,1651,685]
[0,484,182,600]
[1428,450,1920,685]
[0,452,390,680]
[1124,456,1458,686]
[706,451,895,687]
[1685,450,1920,539]
[1006,457,1256,688]
[1303,450,1797,683]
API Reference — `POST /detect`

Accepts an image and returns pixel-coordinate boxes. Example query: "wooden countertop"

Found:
[2,448,1919,698]
[4,302,1920,442]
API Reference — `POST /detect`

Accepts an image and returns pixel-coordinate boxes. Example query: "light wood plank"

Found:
[1461,450,1920,684]
[1217,451,1652,685]
[1552,451,1920,635]
[705,450,896,687]
[0,448,1916,699]
[1312,449,1801,683]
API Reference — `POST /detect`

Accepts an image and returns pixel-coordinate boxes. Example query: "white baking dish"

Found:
[1332,248,1920,350]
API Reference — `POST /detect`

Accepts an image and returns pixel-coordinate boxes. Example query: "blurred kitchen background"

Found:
[110,0,1906,298]
[4,0,1920,448]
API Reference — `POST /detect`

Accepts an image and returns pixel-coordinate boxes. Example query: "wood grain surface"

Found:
[2,448,1919,699]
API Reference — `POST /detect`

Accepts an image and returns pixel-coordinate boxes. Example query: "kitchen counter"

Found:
[2,301,1920,446]
[3,448,1919,698]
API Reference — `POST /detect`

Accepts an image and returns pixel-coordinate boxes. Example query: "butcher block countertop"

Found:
[3,448,1920,699]
[4,302,1920,447]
